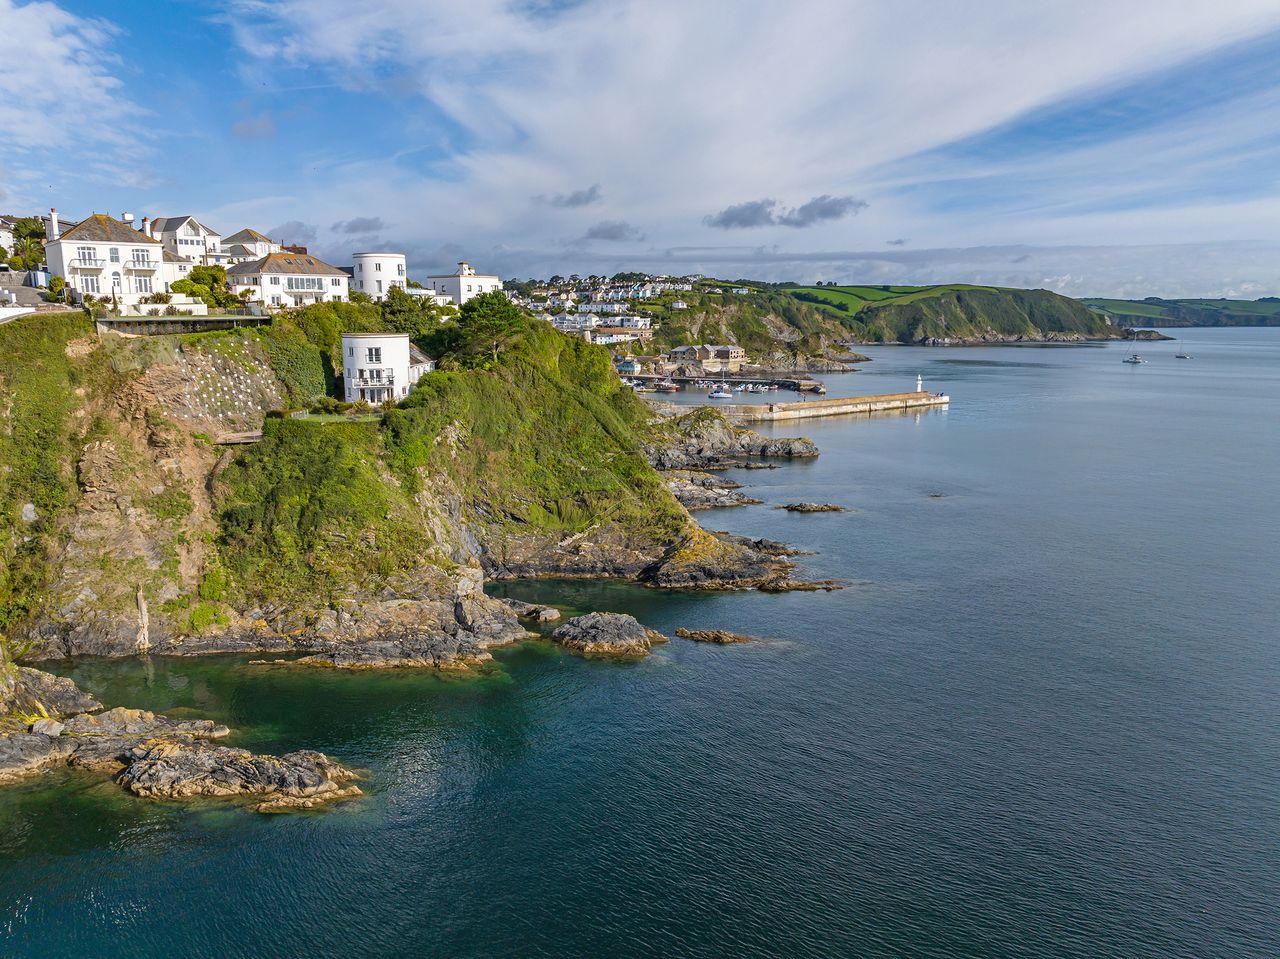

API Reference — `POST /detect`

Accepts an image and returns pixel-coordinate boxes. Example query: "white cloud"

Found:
[0,1,148,201]
[216,0,1280,289]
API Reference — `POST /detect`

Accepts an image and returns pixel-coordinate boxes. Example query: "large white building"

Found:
[222,228,281,264]
[341,333,434,404]
[351,251,407,300]
[425,261,502,305]
[227,251,349,308]
[149,215,227,266]
[44,211,166,304]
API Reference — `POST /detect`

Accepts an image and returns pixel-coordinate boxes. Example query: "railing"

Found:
[127,259,157,270]
[72,258,105,268]
[351,375,396,387]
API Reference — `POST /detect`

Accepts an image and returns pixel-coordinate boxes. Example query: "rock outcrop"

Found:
[0,669,359,811]
[646,408,819,470]
[675,628,755,644]
[779,502,846,513]
[551,612,667,657]
[499,598,562,622]
[118,740,361,812]
[664,470,762,510]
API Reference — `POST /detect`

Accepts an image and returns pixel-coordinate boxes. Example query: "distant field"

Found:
[788,283,1006,315]
[1081,297,1280,327]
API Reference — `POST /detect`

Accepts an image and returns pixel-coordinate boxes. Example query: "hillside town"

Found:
[1,207,837,401]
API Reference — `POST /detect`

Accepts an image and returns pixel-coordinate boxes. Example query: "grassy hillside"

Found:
[773,284,1118,343]
[1081,297,1280,327]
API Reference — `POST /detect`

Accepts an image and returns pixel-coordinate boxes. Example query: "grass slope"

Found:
[1080,298,1280,327]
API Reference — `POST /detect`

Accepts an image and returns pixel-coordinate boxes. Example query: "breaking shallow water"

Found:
[3,328,1279,958]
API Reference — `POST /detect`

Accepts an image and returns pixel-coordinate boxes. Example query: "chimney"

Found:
[141,216,152,238]
[122,212,135,226]
[46,208,60,241]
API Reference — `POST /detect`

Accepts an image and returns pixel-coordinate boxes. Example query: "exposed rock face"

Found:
[499,598,561,622]
[665,470,762,510]
[646,409,819,471]
[118,740,361,812]
[0,669,359,811]
[779,502,846,513]
[552,613,667,657]
[675,628,755,644]
[12,666,104,716]
[1125,328,1176,341]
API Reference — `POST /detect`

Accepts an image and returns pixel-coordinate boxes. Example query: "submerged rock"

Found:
[675,628,755,644]
[551,612,667,657]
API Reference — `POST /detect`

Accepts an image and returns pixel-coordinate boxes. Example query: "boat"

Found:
[1122,354,1145,364]
[654,380,681,392]
[708,383,733,399]
[1175,339,1192,359]
[632,383,657,393]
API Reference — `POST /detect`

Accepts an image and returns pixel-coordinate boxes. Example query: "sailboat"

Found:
[1122,353,1144,364]
[1175,339,1192,359]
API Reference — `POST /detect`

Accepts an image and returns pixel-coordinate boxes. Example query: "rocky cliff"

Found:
[1,310,800,665]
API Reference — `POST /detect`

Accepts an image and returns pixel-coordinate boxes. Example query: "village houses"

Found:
[227,251,350,308]
[340,333,435,404]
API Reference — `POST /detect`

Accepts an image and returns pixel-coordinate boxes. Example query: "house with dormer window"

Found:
[43,210,164,304]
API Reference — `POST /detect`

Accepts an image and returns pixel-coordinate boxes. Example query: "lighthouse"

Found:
[916,373,923,393]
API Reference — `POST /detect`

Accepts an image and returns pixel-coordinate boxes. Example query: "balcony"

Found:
[350,373,396,387]
[127,259,158,271]
[71,257,105,269]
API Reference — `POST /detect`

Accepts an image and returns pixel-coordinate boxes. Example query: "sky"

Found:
[3,0,1280,296]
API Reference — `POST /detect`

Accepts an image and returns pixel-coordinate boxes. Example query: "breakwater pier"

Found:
[717,390,949,422]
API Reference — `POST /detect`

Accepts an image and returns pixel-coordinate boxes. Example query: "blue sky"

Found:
[4,0,1280,296]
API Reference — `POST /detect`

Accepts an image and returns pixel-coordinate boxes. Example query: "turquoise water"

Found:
[3,328,1279,957]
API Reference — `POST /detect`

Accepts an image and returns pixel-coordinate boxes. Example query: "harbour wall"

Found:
[721,391,948,422]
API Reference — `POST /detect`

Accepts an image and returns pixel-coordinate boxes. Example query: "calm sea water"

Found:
[3,328,1278,958]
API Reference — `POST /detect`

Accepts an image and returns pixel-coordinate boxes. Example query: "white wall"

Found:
[341,333,412,403]
[46,234,164,304]
[352,253,407,300]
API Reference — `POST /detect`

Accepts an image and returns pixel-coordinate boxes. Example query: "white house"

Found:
[161,249,195,290]
[341,333,434,404]
[43,210,164,304]
[578,301,627,314]
[149,215,227,266]
[617,314,652,329]
[0,215,16,254]
[671,300,689,310]
[227,251,349,308]
[222,228,280,264]
[351,252,407,299]
[425,261,502,305]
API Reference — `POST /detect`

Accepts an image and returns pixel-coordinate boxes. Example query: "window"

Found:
[366,347,382,363]
[331,278,341,286]
[109,247,120,263]
[397,264,405,277]
[375,263,381,272]
[270,276,280,285]
[81,276,99,294]
[135,276,152,293]
[76,246,95,264]
[377,280,382,293]
[272,295,281,305]
[348,347,354,357]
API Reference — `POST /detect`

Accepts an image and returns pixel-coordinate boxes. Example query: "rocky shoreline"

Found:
[0,667,359,811]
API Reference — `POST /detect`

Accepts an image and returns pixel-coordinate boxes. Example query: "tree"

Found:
[382,285,452,339]
[44,275,65,303]
[457,290,525,364]
[189,265,227,290]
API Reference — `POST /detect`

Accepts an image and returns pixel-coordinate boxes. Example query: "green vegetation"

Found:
[0,313,106,631]
[1080,297,1280,327]
[764,283,1117,343]
[171,265,245,310]
[4,217,45,271]
[215,300,688,605]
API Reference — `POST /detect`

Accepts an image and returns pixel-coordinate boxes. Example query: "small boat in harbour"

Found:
[708,384,733,399]
[654,380,681,392]
[1122,354,1145,364]
[1175,339,1192,359]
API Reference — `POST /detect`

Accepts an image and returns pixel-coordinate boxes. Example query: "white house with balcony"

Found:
[227,251,349,307]
[425,261,502,305]
[341,333,434,404]
[43,210,165,305]
[149,215,227,266]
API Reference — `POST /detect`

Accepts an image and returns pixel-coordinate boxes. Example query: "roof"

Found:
[341,332,409,339]
[224,244,257,257]
[227,251,346,277]
[150,215,218,236]
[162,249,193,264]
[408,345,432,366]
[223,228,271,244]
[59,214,160,245]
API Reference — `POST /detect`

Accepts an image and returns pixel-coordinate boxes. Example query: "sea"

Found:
[2,327,1277,958]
